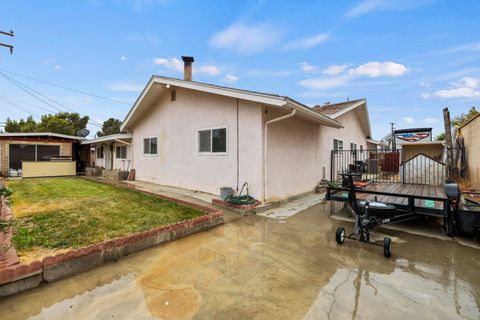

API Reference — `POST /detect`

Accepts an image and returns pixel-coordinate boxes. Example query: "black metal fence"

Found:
[330,148,460,185]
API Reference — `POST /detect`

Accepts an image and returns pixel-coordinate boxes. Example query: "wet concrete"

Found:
[1,202,479,319]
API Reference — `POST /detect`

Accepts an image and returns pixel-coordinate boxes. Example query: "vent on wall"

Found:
[171,90,176,101]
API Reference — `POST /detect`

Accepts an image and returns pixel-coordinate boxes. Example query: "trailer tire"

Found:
[383,237,392,258]
[336,227,345,244]
[444,217,454,237]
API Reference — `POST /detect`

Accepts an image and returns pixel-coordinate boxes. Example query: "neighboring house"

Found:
[119,56,374,203]
[382,127,433,149]
[0,132,81,177]
[458,113,480,189]
[80,134,133,171]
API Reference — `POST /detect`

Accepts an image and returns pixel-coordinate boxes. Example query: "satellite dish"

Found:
[77,128,90,138]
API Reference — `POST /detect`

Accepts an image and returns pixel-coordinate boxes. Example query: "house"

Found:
[458,113,480,189]
[80,134,133,171]
[119,56,374,203]
[0,132,81,178]
[382,127,433,149]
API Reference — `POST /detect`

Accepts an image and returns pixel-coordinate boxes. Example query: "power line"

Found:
[0,69,131,105]
[0,96,38,117]
[0,72,103,128]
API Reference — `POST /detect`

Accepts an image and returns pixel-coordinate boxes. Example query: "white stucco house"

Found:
[80,134,133,171]
[119,56,374,203]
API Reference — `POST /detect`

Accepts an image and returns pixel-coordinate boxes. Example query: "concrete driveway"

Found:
[1,202,479,319]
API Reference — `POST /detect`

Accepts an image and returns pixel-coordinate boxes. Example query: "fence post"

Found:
[330,150,334,182]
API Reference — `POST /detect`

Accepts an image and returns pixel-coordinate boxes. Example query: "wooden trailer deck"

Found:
[330,182,448,210]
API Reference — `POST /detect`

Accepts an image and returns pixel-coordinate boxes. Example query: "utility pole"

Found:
[390,122,396,150]
[0,29,14,54]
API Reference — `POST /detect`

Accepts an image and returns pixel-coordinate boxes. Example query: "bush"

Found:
[0,186,13,197]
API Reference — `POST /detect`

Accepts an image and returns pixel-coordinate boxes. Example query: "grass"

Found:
[7,177,205,254]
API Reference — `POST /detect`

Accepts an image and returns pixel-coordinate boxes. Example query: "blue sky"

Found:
[1,0,479,139]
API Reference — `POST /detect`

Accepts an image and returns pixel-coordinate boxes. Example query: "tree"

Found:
[435,106,477,140]
[435,132,445,141]
[451,106,478,127]
[4,112,89,136]
[97,118,122,137]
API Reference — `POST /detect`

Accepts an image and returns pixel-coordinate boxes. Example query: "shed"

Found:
[0,132,82,177]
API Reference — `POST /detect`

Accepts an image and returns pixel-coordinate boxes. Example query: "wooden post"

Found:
[443,107,455,180]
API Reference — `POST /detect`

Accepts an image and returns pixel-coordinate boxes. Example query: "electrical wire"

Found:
[0,72,103,128]
[0,69,131,106]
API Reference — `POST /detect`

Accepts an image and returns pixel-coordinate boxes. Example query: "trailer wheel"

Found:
[444,217,454,237]
[336,227,345,244]
[383,237,392,258]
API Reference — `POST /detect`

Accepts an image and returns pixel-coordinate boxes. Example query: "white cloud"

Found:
[120,56,127,61]
[420,81,429,87]
[153,57,221,77]
[153,57,184,72]
[403,116,414,124]
[421,92,430,99]
[54,65,63,70]
[345,0,435,19]
[348,61,408,77]
[222,74,239,84]
[285,33,330,50]
[434,77,480,98]
[299,62,320,73]
[209,22,282,55]
[322,64,348,75]
[298,75,351,90]
[107,82,144,92]
[424,118,438,124]
[42,57,55,65]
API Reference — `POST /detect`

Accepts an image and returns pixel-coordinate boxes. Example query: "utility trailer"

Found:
[326,180,455,236]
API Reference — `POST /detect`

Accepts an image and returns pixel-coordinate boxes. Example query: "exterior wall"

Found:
[130,88,264,199]
[264,107,321,201]
[113,143,132,171]
[0,140,72,176]
[402,144,443,161]
[460,117,480,189]
[318,110,369,181]
[22,161,76,178]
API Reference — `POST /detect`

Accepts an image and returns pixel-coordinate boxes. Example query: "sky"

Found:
[0,0,479,139]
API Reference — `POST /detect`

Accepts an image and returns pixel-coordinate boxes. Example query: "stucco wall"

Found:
[318,110,369,181]
[460,117,480,189]
[130,88,264,199]
[264,107,321,201]
[0,140,72,176]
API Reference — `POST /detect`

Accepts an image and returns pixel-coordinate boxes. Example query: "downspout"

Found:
[263,108,296,203]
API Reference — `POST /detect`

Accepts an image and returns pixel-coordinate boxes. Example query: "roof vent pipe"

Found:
[181,56,194,81]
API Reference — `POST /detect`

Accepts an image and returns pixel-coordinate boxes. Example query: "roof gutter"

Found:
[286,99,343,128]
[263,108,296,203]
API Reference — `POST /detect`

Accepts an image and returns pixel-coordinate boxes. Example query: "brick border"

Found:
[0,179,224,297]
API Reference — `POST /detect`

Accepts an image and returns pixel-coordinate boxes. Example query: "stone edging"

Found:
[0,190,224,297]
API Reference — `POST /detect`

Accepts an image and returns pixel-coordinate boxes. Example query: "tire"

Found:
[444,217,454,237]
[383,237,392,258]
[336,227,345,244]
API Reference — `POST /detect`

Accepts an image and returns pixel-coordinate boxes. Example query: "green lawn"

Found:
[7,177,205,253]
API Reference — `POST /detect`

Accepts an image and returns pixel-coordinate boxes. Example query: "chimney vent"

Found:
[181,56,194,81]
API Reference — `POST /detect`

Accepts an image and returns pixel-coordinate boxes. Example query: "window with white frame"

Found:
[198,127,227,153]
[115,146,127,159]
[333,139,343,154]
[97,146,104,159]
[143,137,157,155]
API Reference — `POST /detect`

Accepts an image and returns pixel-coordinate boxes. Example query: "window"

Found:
[360,145,364,152]
[171,90,176,101]
[143,137,158,155]
[116,146,127,159]
[97,146,104,159]
[333,139,343,155]
[198,127,227,153]
[37,145,60,161]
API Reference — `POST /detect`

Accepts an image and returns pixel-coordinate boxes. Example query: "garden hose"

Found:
[226,182,256,205]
